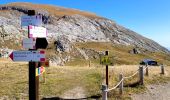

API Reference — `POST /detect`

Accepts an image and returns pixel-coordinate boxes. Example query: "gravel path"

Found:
[132,82,170,100]
[61,86,86,99]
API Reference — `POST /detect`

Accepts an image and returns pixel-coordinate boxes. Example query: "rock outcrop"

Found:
[0,2,169,64]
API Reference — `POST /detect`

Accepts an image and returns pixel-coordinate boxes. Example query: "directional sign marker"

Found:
[101,56,109,64]
[101,56,113,65]
[22,38,36,49]
[21,15,42,26]
[29,25,47,38]
[9,50,45,62]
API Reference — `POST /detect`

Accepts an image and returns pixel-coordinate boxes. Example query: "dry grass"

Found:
[74,42,170,65]
[4,2,101,18]
[0,59,103,99]
[0,58,170,99]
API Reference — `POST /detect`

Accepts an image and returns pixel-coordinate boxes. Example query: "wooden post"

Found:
[43,68,46,84]
[119,74,123,95]
[106,65,108,86]
[145,64,149,76]
[139,66,144,85]
[161,64,165,75]
[28,10,39,100]
[105,51,109,86]
[89,60,91,67]
[102,85,107,100]
[29,62,37,100]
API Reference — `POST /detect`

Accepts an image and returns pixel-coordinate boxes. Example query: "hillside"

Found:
[0,2,170,65]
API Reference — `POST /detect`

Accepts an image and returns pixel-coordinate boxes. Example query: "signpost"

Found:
[9,10,48,100]
[9,50,45,62]
[28,25,47,38]
[22,38,36,49]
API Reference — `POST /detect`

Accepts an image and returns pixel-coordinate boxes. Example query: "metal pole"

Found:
[102,85,107,100]
[28,10,39,100]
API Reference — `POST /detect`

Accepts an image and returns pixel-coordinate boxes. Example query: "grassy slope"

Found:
[66,42,170,66]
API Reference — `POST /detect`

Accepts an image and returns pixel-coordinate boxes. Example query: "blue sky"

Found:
[0,0,170,49]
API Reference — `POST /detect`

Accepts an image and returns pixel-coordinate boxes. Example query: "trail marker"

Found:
[21,15,42,26]
[9,50,45,62]
[36,66,45,76]
[22,38,36,49]
[28,25,47,38]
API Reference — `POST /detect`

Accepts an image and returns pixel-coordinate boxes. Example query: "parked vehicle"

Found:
[140,59,158,66]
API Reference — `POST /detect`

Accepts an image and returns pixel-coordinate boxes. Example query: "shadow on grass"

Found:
[41,94,101,100]
[124,81,141,87]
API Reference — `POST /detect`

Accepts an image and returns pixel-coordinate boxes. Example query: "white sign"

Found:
[28,25,47,38]
[9,50,45,62]
[22,38,36,49]
[21,15,42,26]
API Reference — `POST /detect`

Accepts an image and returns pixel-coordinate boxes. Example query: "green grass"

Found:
[72,42,170,66]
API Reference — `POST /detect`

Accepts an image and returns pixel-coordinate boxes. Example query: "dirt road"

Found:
[132,82,170,100]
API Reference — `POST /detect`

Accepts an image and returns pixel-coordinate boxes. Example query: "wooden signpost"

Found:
[100,51,110,86]
[9,10,48,100]
[27,10,39,100]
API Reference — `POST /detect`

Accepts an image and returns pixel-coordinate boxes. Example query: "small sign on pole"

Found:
[28,25,47,38]
[9,50,46,62]
[101,56,113,65]
[21,15,42,26]
[22,38,36,49]
[36,66,45,76]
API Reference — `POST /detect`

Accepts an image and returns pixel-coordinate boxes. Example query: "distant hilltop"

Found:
[0,2,168,52]
[0,2,169,65]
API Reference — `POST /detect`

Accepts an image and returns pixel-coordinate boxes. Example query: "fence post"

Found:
[119,74,123,95]
[102,85,107,100]
[139,66,144,85]
[145,64,149,76]
[161,64,165,75]
[89,60,91,67]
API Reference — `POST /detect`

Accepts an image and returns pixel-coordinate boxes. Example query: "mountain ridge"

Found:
[0,2,169,65]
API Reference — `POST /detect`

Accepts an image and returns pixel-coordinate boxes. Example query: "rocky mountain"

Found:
[0,2,169,65]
